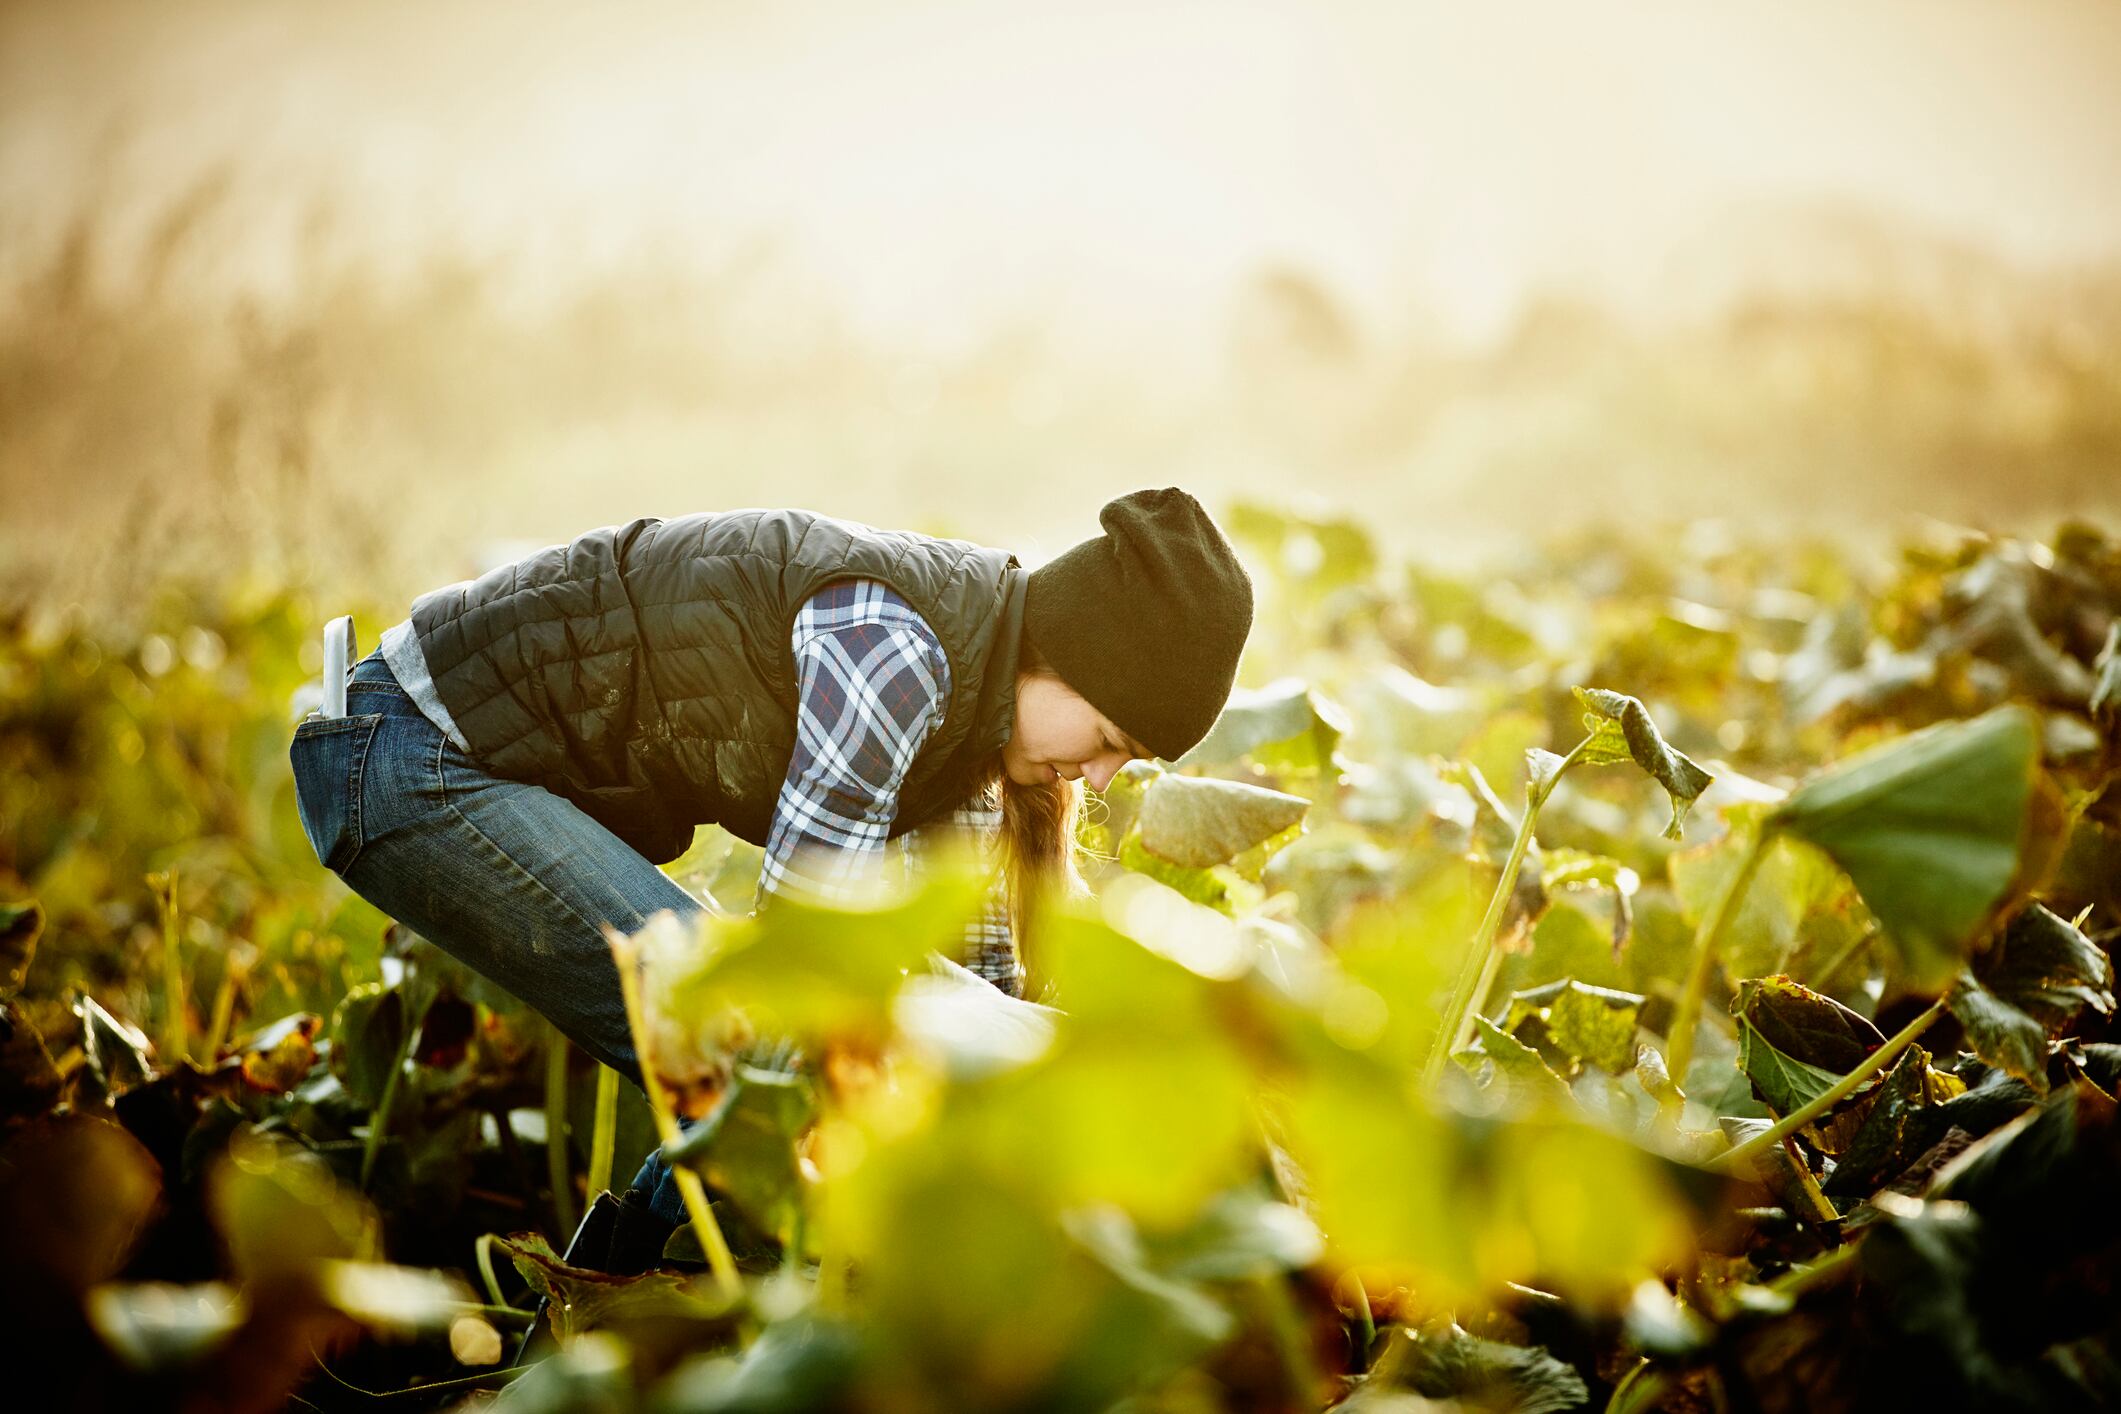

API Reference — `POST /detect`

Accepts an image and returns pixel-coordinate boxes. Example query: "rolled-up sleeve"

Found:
[758,578,1022,996]
[759,579,951,905]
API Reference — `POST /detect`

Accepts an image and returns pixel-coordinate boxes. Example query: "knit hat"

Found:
[1022,487,1254,761]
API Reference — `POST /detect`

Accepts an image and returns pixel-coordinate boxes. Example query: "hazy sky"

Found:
[5,0,2119,357]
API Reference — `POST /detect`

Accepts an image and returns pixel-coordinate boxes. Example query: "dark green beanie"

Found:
[1022,487,1254,761]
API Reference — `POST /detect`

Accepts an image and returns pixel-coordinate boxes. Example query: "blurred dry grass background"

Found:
[3,0,2118,619]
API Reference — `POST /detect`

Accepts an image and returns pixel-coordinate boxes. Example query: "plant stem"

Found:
[359,992,430,1192]
[1719,1000,1946,1175]
[1661,829,1771,1114]
[474,1233,509,1308]
[587,1065,619,1199]
[305,1358,527,1400]
[157,869,188,1064]
[1423,738,1588,1089]
[1342,1271,1376,1371]
[200,968,236,1064]
[544,1030,577,1238]
[1458,934,1511,1061]
[608,930,743,1303]
[1605,1359,1670,1414]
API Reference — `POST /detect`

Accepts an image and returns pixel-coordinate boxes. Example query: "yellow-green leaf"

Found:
[1767,705,2039,990]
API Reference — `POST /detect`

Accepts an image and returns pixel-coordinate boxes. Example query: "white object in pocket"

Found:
[322,616,356,719]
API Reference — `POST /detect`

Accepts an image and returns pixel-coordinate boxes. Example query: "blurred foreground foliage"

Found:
[3,506,2120,1411]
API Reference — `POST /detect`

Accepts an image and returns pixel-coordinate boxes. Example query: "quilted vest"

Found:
[401,509,1026,863]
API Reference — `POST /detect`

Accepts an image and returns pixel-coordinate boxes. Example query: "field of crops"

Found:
[4,503,2119,1412]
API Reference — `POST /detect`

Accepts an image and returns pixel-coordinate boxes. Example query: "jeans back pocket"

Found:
[289,713,385,873]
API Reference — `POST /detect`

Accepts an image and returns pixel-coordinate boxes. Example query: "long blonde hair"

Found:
[965,636,1088,994]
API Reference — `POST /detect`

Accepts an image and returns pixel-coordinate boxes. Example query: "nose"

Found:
[1084,759,1120,793]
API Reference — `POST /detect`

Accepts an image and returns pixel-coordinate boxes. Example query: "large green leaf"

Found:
[1767,705,2039,988]
[1275,1048,1695,1309]
[665,868,989,1044]
[1733,976,1885,1074]
[1572,687,1714,840]
[1670,823,1853,981]
[925,908,1265,1226]
[824,1137,1233,1409]
[1174,678,1347,776]
[1133,773,1309,869]
[1734,1017,1844,1117]
[979,1026,1261,1226]
[1115,827,1234,912]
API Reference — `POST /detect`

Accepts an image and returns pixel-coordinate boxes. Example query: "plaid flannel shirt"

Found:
[759,578,1020,996]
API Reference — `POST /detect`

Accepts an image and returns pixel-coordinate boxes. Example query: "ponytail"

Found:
[998,765,1084,996]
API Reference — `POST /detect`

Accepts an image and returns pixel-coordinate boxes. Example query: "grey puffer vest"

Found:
[400,509,1027,863]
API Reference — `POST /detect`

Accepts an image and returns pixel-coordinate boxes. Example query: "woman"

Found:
[288,487,1253,1271]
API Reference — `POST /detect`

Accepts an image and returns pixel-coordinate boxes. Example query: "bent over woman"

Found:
[287,487,1253,1271]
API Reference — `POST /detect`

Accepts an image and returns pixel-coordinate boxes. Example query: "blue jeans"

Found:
[289,650,698,1224]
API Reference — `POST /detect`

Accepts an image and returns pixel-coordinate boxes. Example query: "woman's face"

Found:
[1003,674,1150,791]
